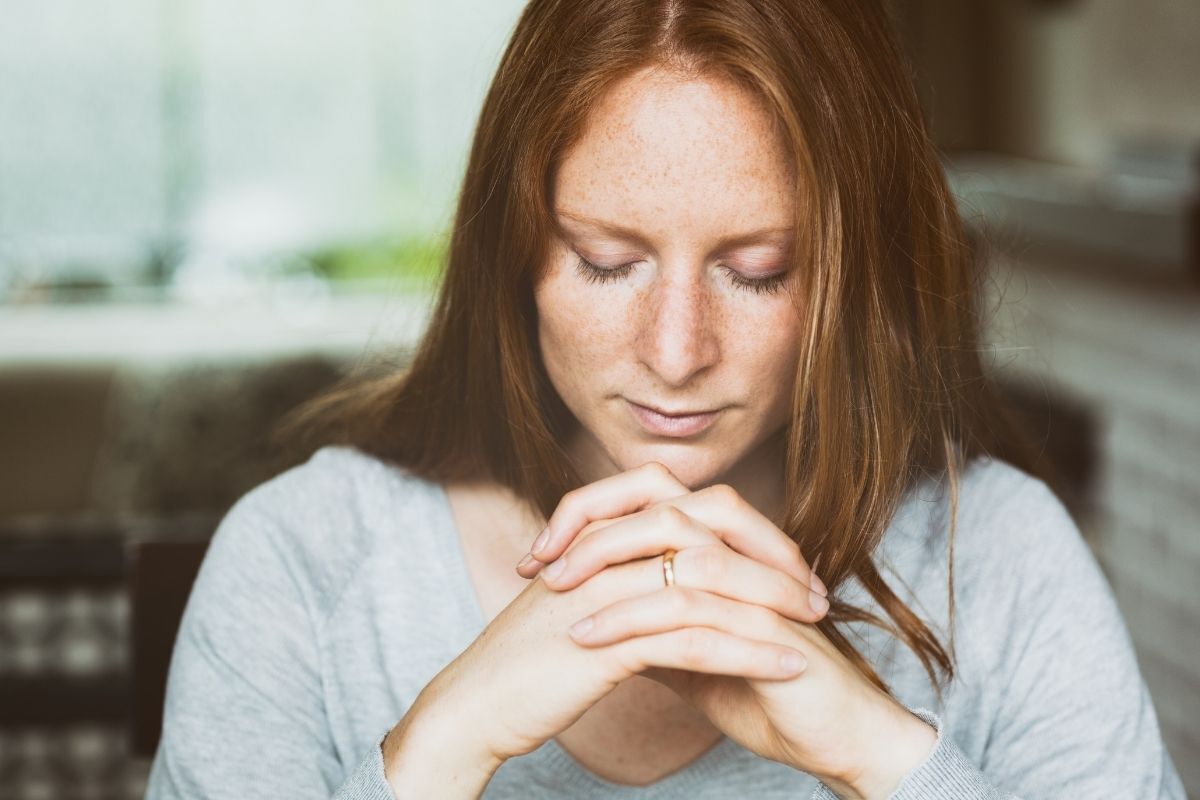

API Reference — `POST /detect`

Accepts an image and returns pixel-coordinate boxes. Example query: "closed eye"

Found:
[723,266,788,295]
[573,253,637,285]
[573,253,787,295]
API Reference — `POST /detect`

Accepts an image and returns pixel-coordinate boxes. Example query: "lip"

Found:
[626,399,721,438]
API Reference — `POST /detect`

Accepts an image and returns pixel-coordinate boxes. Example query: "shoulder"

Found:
[955,456,1085,577]
[892,455,1079,564]
[875,456,1116,670]
[196,446,447,624]
[880,455,1098,626]
[229,444,440,526]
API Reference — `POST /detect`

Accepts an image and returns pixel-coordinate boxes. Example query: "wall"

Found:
[982,248,1200,794]
[899,0,1200,166]
[897,1,1200,791]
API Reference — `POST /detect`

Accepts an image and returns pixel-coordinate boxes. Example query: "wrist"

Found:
[842,707,938,800]
[383,695,504,799]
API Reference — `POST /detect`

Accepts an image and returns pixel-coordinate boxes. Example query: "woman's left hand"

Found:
[519,466,938,799]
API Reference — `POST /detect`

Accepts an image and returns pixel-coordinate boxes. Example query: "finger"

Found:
[538,503,716,587]
[643,484,825,594]
[675,544,828,621]
[524,481,826,597]
[541,508,828,620]
[608,626,807,681]
[517,461,688,577]
[569,586,797,648]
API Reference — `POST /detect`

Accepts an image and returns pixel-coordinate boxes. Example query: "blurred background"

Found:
[0,0,1197,797]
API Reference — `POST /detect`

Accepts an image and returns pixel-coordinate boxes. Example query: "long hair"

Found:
[283,0,1050,703]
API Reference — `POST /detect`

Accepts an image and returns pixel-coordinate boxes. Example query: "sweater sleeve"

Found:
[810,478,1187,800]
[143,490,398,799]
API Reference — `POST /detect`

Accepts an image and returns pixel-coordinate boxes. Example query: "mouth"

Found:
[625,399,721,438]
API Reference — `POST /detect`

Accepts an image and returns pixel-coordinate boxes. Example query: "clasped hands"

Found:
[515,462,937,800]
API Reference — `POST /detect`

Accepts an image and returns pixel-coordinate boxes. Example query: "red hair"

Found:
[286,0,1050,703]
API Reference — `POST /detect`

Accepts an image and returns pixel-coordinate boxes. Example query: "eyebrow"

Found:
[554,209,793,251]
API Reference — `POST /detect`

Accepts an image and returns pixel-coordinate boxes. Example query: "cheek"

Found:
[737,309,801,391]
[535,278,629,380]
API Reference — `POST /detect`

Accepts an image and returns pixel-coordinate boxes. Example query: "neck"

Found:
[716,432,789,528]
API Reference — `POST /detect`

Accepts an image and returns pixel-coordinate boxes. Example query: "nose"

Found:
[634,267,720,388]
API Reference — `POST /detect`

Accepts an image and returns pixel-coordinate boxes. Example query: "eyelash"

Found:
[573,254,788,295]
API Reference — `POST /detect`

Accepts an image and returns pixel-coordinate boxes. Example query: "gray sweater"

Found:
[145,446,1186,799]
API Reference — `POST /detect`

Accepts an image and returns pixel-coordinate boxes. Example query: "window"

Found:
[0,0,527,304]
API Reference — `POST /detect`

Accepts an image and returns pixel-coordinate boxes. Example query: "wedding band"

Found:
[662,548,677,587]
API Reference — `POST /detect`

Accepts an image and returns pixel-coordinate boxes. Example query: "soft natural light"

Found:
[0,0,527,304]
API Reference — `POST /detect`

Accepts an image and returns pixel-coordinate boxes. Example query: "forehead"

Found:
[553,66,796,240]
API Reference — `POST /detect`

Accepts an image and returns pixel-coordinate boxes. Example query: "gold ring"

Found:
[662,548,677,587]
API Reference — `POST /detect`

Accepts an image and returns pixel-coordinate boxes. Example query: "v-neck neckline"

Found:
[540,729,739,794]
[430,479,490,635]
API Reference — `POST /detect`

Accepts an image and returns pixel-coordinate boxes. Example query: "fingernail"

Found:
[811,572,828,597]
[809,590,829,614]
[569,616,594,639]
[532,527,550,556]
[516,553,536,571]
[780,651,806,673]
[542,557,566,581]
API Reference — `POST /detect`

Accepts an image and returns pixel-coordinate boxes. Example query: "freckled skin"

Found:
[535,65,802,507]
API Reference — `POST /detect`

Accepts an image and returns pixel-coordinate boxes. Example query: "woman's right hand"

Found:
[385,464,829,794]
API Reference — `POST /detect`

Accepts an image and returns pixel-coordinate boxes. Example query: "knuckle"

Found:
[770,573,798,608]
[693,546,725,579]
[705,483,743,508]
[641,460,673,479]
[653,503,688,528]
[667,587,695,615]
[609,640,645,678]
[750,603,782,633]
[558,487,585,514]
[576,518,608,541]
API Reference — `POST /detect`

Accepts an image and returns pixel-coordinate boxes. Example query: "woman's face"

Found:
[535,65,802,490]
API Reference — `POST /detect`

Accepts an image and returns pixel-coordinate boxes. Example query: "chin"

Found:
[566,408,774,490]
[608,440,738,490]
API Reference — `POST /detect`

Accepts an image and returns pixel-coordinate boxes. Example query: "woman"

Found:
[146,1,1186,798]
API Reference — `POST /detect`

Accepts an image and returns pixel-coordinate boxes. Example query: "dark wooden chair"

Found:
[127,538,210,757]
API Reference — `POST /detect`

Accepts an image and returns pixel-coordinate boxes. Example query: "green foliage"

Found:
[307,233,448,286]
